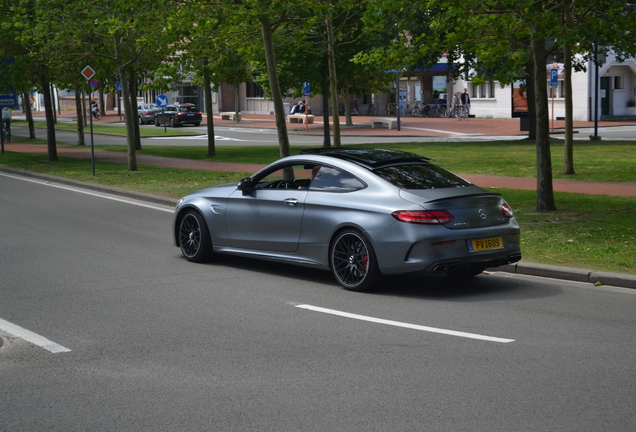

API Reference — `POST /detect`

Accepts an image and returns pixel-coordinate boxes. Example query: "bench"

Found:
[220,112,241,121]
[370,118,398,129]
[288,114,314,124]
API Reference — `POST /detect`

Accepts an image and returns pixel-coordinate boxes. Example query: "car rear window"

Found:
[374,164,471,189]
[180,106,199,113]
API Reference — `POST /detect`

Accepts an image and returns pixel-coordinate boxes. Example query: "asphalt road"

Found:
[1,171,635,431]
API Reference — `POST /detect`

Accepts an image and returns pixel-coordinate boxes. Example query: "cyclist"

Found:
[2,107,11,140]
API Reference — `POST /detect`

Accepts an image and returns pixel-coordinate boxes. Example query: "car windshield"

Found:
[179,105,198,113]
[373,163,471,189]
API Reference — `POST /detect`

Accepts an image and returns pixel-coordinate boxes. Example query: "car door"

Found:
[225,163,314,252]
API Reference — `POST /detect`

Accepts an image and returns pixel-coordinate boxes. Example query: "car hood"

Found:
[399,186,513,229]
[186,183,237,199]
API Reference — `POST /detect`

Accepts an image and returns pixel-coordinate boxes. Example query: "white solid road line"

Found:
[294,304,515,343]
[0,318,71,353]
[1,172,173,213]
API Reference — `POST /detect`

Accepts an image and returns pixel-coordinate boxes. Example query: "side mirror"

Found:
[237,178,253,196]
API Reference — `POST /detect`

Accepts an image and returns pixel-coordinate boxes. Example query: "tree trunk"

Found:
[39,66,57,162]
[74,84,85,146]
[525,62,536,140]
[21,91,36,139]
[114,33,137,171]
[129,69,142,151]
[563,1,575,175]
[531,32,556,211]
[326,16,341,147]
[321,54,331,147]
[259,15,291,159]
[202,62,216,157]
[234,84,241,122]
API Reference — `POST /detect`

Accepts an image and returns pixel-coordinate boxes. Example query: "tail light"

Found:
[392,210,454,225]
[502,203,514,218]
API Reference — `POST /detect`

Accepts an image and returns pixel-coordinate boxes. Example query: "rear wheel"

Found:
[154,117,161,127]
[170,117,176,127]
[178,210,213,263]
[330,230,380,291]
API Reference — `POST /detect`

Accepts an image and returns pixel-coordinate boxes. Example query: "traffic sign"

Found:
[81,65,96,81]
[303,81,310,97]
[156,94,169,108]
[0,87,17,107]
[550,68,559,88]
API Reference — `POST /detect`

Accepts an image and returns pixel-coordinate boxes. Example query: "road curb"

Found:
[495,262,636,289]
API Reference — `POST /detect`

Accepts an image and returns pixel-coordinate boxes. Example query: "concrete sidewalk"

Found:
[23,108,636,138]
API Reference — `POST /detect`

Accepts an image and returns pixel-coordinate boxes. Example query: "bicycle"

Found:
[409,102,422,117]
[429,101,447,118]
[366,103,377,116]
[386,103,398,116]
[2,122,10,144]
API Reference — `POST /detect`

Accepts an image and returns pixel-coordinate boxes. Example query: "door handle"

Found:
[283,198,298,206]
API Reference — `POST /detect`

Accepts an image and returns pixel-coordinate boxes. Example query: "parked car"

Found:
[171,148,521,291]
[154,103,202,127]
[137,103,161,124]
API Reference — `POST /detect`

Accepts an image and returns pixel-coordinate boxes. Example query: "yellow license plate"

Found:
[468,237,503,252]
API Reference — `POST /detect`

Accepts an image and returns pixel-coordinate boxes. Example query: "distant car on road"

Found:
[154,104,202,127]
[137,103,161,125]
[171,148,522,291]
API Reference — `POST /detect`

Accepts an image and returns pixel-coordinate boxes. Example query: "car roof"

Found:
[298,148,432,169]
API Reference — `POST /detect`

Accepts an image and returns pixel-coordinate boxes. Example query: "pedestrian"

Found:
[290,101,305,114]
[461,88,471,120]
[2,107,11,136]
[451,92,462,120]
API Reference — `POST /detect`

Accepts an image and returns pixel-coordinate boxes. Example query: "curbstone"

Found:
[589,271,636,289]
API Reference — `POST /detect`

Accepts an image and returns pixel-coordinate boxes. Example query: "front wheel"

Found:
[178,210,213,263]
[330,230,380,291]
[410,107,421,117]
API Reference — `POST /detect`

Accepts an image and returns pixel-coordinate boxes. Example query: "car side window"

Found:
[254,164,316,189]
[309,166,365,192]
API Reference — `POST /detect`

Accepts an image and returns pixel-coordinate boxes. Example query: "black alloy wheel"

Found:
[330,230,380,291]
[178,210,213,263]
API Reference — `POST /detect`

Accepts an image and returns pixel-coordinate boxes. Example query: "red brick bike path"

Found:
[5,142,635,197]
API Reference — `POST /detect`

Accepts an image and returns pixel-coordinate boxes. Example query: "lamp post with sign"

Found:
[302,81,310,132]
[81,65,97,176]
[550,64,559,132]
[156,94,169,133]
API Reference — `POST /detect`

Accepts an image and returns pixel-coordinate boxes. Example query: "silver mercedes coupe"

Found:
[172,148,521,291]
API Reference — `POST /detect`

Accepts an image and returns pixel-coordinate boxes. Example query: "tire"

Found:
[429,107,440,118]
[170,117,176,127]
[367,106,376,116]
[154,117,161,127]
[178,210,213,263]
[330,230,380,291]
[138,116,144,125]
[194,122,200,127]
[410,107,420,117]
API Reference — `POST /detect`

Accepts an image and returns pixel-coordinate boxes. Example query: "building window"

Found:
[471,82,495,98]
[246,82,264,98]
[614,76,623,90]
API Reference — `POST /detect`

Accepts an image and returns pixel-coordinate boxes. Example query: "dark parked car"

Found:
[154,103,202,127]
[137,103,161,124]
[172,148,522,291]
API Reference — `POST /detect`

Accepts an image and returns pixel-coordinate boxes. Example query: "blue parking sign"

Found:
[550,68,559,88]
